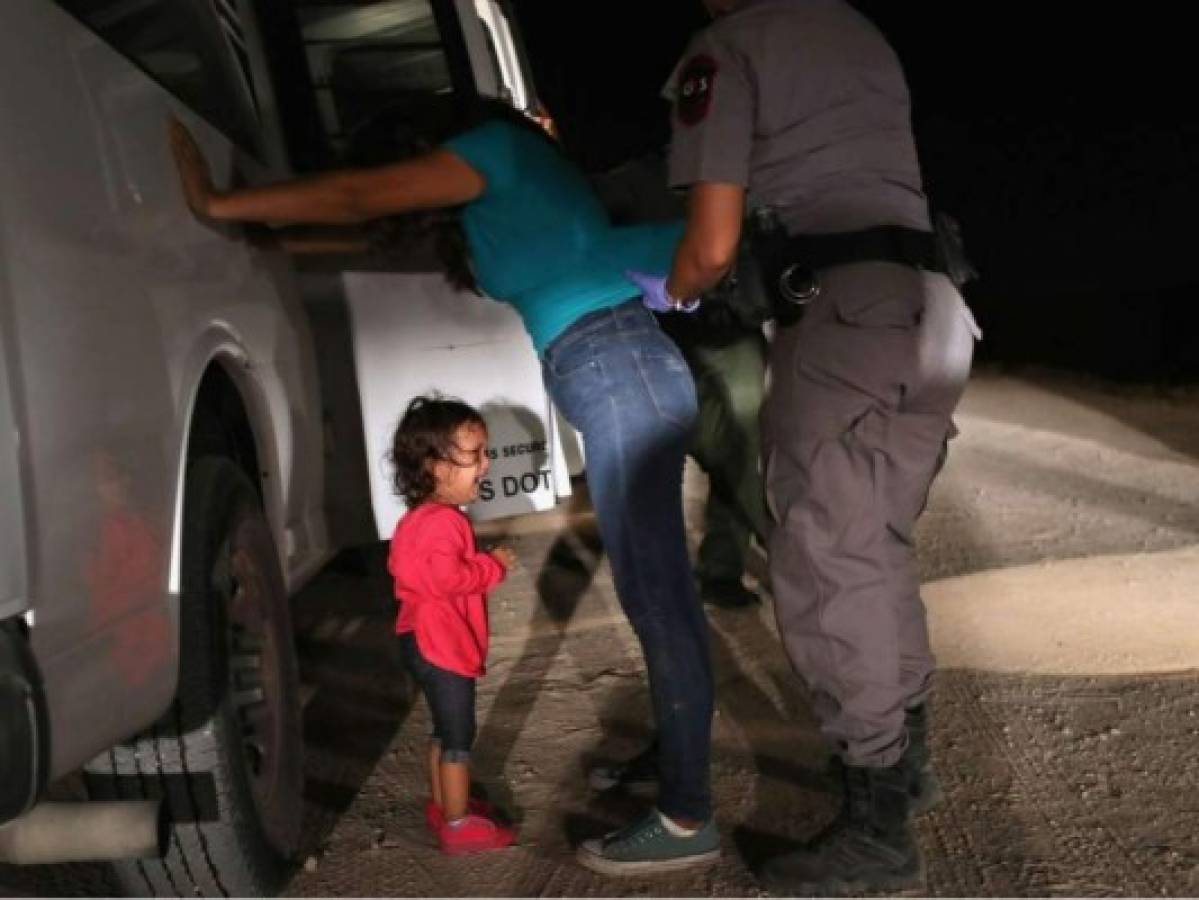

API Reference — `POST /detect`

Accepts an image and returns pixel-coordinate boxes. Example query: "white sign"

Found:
[342,271,572,535]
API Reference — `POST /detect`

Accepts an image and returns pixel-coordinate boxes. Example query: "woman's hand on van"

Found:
[167,117,215,220]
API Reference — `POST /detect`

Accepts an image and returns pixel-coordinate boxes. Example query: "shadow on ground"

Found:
[290,543,417,858]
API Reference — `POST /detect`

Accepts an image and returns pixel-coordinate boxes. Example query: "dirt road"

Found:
[282,365,1199,897]
[6,365,1199,896]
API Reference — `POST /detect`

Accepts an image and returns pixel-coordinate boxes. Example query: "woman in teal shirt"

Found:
[171,101,719,874]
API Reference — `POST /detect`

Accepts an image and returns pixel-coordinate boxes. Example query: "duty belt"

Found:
[749,221,949,327]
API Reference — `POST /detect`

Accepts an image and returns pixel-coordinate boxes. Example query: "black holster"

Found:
[746,209,978,327]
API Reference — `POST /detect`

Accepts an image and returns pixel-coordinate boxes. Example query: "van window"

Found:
[53,0,262,154]
[296,0,457,157]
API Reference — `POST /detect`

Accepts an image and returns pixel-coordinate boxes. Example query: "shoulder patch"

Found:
[675,54,718,127]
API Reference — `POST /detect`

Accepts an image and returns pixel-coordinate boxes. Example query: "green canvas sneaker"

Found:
[575,810,720,876]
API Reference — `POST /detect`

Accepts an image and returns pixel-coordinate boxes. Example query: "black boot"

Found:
[757,762,922,896]
[587,740,659,795]
[699,578,761,609]
[903,703,945,816]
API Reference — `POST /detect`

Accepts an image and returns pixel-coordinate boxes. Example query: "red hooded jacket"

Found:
[388,502,505,677]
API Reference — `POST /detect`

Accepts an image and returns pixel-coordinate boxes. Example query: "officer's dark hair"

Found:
[344,96,556,294]
[389,394,486,507]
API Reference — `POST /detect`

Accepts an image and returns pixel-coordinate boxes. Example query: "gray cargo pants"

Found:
[762,261,978,768]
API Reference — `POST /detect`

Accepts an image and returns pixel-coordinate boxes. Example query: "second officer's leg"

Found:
[687,332,770,606]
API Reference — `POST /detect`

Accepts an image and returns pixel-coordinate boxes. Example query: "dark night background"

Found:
[510,1,1199,381]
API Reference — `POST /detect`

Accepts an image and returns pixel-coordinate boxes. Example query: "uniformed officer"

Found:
[641,0,981,893]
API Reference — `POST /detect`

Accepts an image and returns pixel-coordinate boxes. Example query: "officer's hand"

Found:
[625,270,700,314]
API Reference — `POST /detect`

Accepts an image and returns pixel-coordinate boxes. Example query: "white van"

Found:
[0,0,548,894]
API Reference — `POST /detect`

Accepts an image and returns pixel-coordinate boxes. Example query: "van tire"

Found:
[86,457,303,896]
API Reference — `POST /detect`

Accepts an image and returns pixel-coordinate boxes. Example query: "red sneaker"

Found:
[437,814,516,855]
[424,798,498,833]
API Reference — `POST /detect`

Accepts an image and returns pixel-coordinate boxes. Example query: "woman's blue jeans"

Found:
[542,298,714,822]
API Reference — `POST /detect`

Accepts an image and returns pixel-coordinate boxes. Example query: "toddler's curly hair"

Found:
[389,395,486,506]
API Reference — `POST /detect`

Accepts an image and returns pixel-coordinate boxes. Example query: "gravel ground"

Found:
[6,364,1199,896]
[281,364,1199,897]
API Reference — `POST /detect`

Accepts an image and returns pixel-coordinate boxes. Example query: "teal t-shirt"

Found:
[444,120,684,353]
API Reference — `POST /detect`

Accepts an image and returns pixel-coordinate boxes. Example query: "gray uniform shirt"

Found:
[667,0,931,235]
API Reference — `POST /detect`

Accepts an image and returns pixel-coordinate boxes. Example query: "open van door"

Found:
[348,0,572,532]
[461,0,534,111]
[285,0,574,533]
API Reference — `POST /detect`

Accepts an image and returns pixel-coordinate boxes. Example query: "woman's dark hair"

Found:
[389,394,486,506]
[343,96,556,293]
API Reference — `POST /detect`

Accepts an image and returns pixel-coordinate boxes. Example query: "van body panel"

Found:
[0,0,328,779]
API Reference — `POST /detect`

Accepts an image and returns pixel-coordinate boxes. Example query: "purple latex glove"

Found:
[625,270,701,313]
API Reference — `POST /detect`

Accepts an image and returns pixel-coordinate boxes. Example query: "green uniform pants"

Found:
[681,330,770,587]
